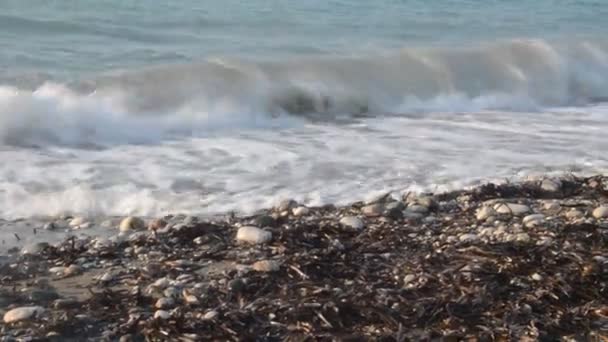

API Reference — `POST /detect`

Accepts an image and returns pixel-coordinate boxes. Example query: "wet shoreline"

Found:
[1,175,607,340]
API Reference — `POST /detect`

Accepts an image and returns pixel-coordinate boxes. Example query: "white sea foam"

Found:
[0,39,607,223]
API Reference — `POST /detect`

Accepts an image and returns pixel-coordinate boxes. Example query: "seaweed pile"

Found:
[1,175,607,341]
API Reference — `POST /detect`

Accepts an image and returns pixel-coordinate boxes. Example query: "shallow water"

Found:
[1,1,607,227]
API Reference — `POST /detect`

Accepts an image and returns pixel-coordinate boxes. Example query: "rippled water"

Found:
[0,0,607,222]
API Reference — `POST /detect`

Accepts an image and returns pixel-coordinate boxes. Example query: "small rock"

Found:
[402,211,424,220]
[292,206,310,217]
[21,242,49,255]
[255,215,277,228]
[236,226,272,244]
[361,204,384,217]
[459,234,479,243]
[154,310,171,320]
[277,199,297,212]
[339,216,365,230]
[592,206,608,219]
[407,204,429,214]
[49,266,66,274]
[3,306,45,323]
[542,201,561,211]
[53,299,80,309]
[385,201,405,211]
[64,264,83,277]
[523,214,545,228]
[531,273,543,281]
[98,272,113,283]
[541,179,561,192]
[119,216,145,232]
[515,233,532,243]
[565,209,584,220]
[385,207,403,220]
[202,310,218,320]
[68,216,88,227]
[252,260,281,272]
[43,222,56,230]
[155,297,175,309]
[148,218,167,231]
[182,290,199,304]
[153,278,171,289]
[476,206,497,221]
[164,287,180,298]
[403,274,416,284]
[493,203,531,216]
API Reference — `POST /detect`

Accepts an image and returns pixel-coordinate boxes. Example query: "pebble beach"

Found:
[1,175,607,341]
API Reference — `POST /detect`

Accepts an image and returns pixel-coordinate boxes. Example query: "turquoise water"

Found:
[2,0,607,77]
[0,1,607,221]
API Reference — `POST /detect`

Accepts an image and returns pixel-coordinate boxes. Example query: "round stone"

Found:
[476,206,497,221]
[592,206,608,219]
[493,203,531,216]
[292,206,310,217]
[154,310,171,320]
[361,204,384,217]
[523,214,545,228]
[339,216,365,230]
[236,226,272,244]
[3,306,45,323]
[252,260,281,272]
[155,297,175,309]
[119,216,145,232]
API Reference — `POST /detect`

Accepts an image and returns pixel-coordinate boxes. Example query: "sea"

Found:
[1,0,607,221]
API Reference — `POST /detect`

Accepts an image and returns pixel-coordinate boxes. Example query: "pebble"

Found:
[64,264,83,277]
[154,310,171,320]
[523,214,545,228]
[339,216,365,230]
[459,234,479,243]
[515,233,532,243]
[277,199,297,212]
[155,297,175,309]
[182,290,199,304]
[252,260,281,272]
[592,206,608,219]
[565,209,584,220]
[403,274,416,284]
[148,218,167,231]
[68,216,88,227]
[3,306,45,323]
[385,207,403,220]
[202,310,219,320]
[292,206,310,217]
[361,204,384,217]
[98,272,113,282]
[385,201,405,211]
[119,216,145,232]
[21,242,49,255]
[476,206,497,221]
[541,179,562,192]
[531,273,543,281]
[153,278,171,289]
[49,266,66,274]
[407,204,429,214]
[493,203,531,216]
[43,222,56,230]
[255,215,277,228]
[236,226,272,244]
[542,201,561,211]
[402,211,424,220]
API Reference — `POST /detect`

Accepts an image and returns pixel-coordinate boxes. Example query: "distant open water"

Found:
[0,0,607,226]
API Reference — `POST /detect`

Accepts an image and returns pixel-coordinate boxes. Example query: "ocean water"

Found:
[1,0,608,220]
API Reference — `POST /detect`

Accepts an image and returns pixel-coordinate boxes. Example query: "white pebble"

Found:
[3,306,45,323]
[155,297,175,309]
[493,203,531,216]
[515,233,532,243]
[68,216,88,227]
[153,278,171,289]
[540,179,561,192]
[592,206,608,219]
[202,310,218,320]
[154,310,171,320]
[119,216,145,232]
[252,260,281,272]
[403,274,416,284]
[292,206,310,216]
[236,226,272,244]
[476,206,497,221]
[339,216,365,230]
[459,234,479,243]
[531,273,543,281]
[523,214,545,228]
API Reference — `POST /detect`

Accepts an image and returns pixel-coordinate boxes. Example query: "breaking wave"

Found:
[1,38,607,147]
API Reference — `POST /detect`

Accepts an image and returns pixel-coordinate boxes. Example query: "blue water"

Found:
[1,0,607,77]
[0,1,607,222]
